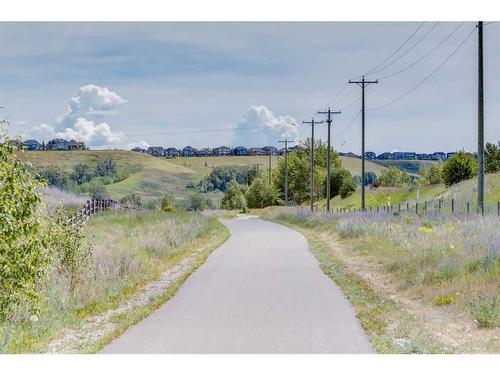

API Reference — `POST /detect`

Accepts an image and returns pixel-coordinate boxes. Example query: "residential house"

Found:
[182,145,198,157]
[364,151,376,160]
[432,152,447,161]
[392,152,417,160]
[376,152,393,160]
[340,152,360,158]
[164,147,180,158]
[198,147,214,157]
[22,139,41,151]
[213,146,232,156]
[262,146,278,155]
[233,146,248,156]
[446,152,456,159]
[47,138,69,150]
[68,139,82,150]
[147,146,164,157]
[131,147,146,153]
[248,147,267,156]
[417,153,434,160]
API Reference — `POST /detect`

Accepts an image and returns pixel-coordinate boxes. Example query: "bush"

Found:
[161,191,176,212]
[419,163,443,185]
[245,177,278,208]
[201,165,258,192]
[186,192,207,211]
[379,167,412,187]
[323,168,356,199]
[71,163,93,184]
[221,179,247,211]
[433,294,455,305]
[485,141,500,173]
[94,156,116,177]
[442,151,477,186]
[120,193,142,208]
[471,295,499,328]
[0,128,50,320]
[39,167,70,190]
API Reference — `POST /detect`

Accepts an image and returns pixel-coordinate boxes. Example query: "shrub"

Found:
[71,163,93,184]
[186,192,207,211]
[442,151,477,186]
[379,167,412,187]
[470,295,499,328]
[245,177,278,208]
[0,127,50,320]
[221,179,247,211]
[120,193,142,208]
[433,294,455,305]
[161,191,176,212]
[485,141,500,173]
[94,156,116,177]
[323,168,356,199]
[419,163,443,185]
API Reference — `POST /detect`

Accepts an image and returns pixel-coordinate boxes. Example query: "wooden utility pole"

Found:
[317,107,341,212]
[349,75,378,211]
[279,139,294,206]
[303,118,323,212]
[477,21,485,215]
[268,153,272,186]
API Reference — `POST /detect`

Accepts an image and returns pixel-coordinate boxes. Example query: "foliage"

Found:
[0,126,49,321]
[200,165,258,192]
[323,168,357,200]
[442,151,477,187]
[418,163,443,185]
[485,142,500,173]
[471,295,499,328]
[71,163,93,184]
[186,192,208,211]
[221,179,247,211]
[379,167,412,187]
[161,191,176,212]
[273,139,342,204]
[120,193,142,208]
[433,294,455,305]
[245,176,278,209]
[94,156,117,177]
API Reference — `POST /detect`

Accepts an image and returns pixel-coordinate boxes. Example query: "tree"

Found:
[323,168,356,199]
[187,192,207,211]
[0,124,50,319]
[485,141,500,173]
[273,139,341,204]
[95,156,116,177]
[442,151,477,186]
[379,167,412,187]
[418,163,443,185]
[221,179,247,211]
[245,177,278,208]
[71,163,93,184]
[120,193,142,208]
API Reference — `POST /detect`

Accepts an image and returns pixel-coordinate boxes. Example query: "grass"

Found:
[372,160,437,174]
[263,207,500,353]
[39,186,88,211]
[0,210,228,353]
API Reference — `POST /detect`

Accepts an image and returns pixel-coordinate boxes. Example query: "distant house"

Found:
[164,148,179,158]
[364,151,376,160]
[392,152,417,160]
[182,146,198,157]
[261,146,278,155]
[213,146,232,156]
[417,153,433,160]
[147,146,164,157]
[47,138,69,150]
[22,139,41,151]
[340,152,360,159]
[131,147,146,153]
[67,139,85,150]
[432,152,447,161]
[233,146,248,156]
[248,147,267,156]
[198,147,214,157]
[446,152,456,159]
[377,152,393,160]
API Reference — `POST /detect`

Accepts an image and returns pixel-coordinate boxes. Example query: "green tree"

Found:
[0,124,50,320]
[71,163,93,184]
[95,156,116,177]
[221,179,247,211]
[442,151,478,186]
[418,163,443,185]
[323,168,356,199]
[379,167,412,187]
[339,176,356,198]
[187,192,207,211]
[485,142,500,173]
[245,176,278,208]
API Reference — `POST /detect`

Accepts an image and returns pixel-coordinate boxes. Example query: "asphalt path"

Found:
[102,216,373,353]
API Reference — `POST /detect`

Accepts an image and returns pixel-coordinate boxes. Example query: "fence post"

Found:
[451,199,455,214]
[85,200,90,218]
[416,202,419,215]
[467,202,470,215]
[498,202,500,217]
[376,206,379,213]
[424,201,427,214]
[438,199,442,212]
[398,203,401,212]
[406,202,409,211]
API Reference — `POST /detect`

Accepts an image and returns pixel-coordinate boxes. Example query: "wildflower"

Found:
[418,226,433,234]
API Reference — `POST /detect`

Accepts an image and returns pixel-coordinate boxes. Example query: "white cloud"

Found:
[125,140,150,150]
[232,105,299,147]
[27,84,126,147]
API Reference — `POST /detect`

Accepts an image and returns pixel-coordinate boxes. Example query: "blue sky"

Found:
[0,22,499,153]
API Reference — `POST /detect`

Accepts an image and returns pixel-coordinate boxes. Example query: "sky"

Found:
[0,21,499,154]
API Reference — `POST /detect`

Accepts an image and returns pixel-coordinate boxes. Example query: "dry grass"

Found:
[39,186,88,211]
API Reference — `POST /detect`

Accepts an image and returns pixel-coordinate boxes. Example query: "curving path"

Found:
[102,216,373,353]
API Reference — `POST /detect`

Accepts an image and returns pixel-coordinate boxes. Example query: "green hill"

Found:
[23,151,387,202]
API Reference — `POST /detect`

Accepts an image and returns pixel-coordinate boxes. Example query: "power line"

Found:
[123,125,296,138]
[366,22,440,77]
[367,26,476,112]
[356,22,425,79]
[378,22,465,80]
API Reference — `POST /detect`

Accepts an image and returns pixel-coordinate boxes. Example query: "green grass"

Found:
[372,160,437,174]
[0,210,228,353]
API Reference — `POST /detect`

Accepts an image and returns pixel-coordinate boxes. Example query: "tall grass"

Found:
[39,186,88,211]
[271,207,500,329]
[0,210,211,353]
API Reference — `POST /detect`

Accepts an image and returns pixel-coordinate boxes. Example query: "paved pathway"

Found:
[102,216,373,353]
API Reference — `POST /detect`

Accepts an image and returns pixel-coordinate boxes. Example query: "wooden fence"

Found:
[65,198,134,227]
[335,198,500,217]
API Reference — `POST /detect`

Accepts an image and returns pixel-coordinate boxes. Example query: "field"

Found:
[372,159,437,174]
[22,150,387,203]
[0,210,228,353]
[263,207,500,353]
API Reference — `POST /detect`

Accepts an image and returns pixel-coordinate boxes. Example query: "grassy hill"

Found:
[371,159,437,174]
[23,151,388,202]
[323,173,500,213]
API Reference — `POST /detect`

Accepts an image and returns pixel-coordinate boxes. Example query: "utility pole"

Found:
[268,153,272,186]
[349,75,378,211]
[303,118,323,212]
[477,21,485,215]
[278,139,294,206]
[317,107,341,212]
